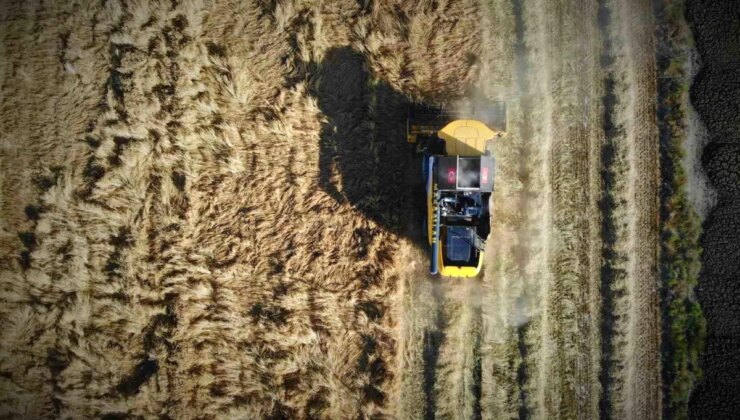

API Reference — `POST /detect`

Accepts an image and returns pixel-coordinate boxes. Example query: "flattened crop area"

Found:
[0,0,666,418]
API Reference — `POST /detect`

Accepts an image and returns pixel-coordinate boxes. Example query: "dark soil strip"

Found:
[472,305,483,420]
[516,323,530,420]
[596,1,620,418]
[510,0,533,416]
[423,281,446,420]
[686,1,740,418]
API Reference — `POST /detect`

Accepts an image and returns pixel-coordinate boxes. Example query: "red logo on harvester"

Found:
[447,168,456,184]
[481,167,489,184]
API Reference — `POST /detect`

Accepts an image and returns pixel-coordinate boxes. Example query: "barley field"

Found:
[0,0,708,418]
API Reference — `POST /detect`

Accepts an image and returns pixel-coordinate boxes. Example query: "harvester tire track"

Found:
[617,1,662,418]
[510,0,534,416]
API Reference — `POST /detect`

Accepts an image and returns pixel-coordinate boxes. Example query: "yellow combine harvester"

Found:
[408,102,506,277]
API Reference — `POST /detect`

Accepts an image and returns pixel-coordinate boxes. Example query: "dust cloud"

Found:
[685,50,717,220]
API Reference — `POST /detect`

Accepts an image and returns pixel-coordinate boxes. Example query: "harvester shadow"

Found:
[312,47,451,415]
[313,47,424,240]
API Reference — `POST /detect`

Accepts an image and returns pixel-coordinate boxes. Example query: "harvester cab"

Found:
[408,101,506,277]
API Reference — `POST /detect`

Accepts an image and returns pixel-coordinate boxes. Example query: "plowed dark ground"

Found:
[687,1,740,418]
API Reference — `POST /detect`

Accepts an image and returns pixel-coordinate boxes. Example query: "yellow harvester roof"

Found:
[437,119,495,156]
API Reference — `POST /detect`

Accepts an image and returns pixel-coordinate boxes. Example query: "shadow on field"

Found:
[313,47,421,237]
[312,47,453,415]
